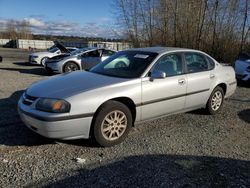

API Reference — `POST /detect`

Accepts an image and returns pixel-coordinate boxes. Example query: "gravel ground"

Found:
[0,47,249,187]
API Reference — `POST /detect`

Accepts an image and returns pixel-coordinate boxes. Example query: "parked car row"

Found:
[29,43,78,66]
[28,42,117,73]
[44,47,116,73]
[28,43,250,84]
[20,47,237,147]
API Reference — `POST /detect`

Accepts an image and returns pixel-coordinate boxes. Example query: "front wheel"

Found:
[63,62,79,73]
[41,57,48,66]
[206,86,224,115]
[92,101,132,147]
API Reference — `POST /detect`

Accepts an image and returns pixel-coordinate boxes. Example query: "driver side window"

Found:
[82,50,101,58]
[152,53,183,76]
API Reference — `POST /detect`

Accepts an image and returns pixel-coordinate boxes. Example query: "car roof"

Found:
[83,47,117,52]
[126,47,202,55]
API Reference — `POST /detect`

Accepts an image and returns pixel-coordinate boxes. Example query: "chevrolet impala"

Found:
[18,47,237,147]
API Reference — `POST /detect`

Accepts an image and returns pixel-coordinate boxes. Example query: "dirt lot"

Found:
[0,47,249,187]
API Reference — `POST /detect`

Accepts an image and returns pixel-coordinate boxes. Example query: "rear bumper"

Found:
[225,81,237,98]
[18,100,93,140]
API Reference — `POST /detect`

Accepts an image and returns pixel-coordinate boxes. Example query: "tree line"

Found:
[0,19,33,40]
[112,0,249,63]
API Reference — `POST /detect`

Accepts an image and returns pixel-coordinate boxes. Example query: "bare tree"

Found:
[240,0,249,51]
[18,20,33,40]
[112,0,250,63]
[5,19,18,39]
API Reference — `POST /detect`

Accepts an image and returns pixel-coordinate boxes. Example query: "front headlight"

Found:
[32,55,38,58]
[36,98,70,113]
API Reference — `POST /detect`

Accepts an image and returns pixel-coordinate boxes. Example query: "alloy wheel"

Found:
[211,90,223,111]
[101,110,127,141]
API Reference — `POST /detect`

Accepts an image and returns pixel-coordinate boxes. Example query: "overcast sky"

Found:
[0,0,121,38]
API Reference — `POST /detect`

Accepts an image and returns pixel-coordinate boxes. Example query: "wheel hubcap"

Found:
[65,64,78,72]
[211,91,222,111]
[101,110,127,141]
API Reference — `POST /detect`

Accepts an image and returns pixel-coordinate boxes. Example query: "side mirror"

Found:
[150,71,166,80]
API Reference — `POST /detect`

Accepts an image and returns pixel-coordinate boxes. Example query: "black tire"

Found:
[206,86,224,115]
[63,62,79,73]
[40,57,48,66]
[92,101,132,147]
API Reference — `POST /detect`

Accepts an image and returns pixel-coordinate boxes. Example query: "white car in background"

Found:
[44,47,117,73]
[28,43,78,66]
[234,52,250,82]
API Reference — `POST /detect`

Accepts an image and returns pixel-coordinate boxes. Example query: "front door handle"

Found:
[210,74,215,79]
[178,78,186,85]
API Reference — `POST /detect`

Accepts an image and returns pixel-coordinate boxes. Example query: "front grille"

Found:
[22,93,38,106]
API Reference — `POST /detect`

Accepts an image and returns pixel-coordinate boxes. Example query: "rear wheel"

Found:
[206,86,224,115]
[63,62,79,73]
[92,101,132,147]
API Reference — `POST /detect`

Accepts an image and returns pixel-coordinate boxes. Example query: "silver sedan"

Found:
[44,48,117,73]
[18,47,237,147]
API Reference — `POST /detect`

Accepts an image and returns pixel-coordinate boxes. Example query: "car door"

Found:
[141,53,187,120]
[184,52,214,109]
[81,50,102,69]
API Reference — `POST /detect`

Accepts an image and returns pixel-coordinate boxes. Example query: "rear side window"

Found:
[83,50,101,58]
[185,53,208,73]
[205,56,215,70]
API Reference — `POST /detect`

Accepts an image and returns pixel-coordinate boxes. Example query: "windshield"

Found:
[71,48,89,55]
[48,47,59,53]
[90,51,158,78]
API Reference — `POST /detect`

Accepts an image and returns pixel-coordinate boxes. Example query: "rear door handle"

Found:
[178,78,186,85]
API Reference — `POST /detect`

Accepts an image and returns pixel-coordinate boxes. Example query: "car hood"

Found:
[58,54,79,62]
[30,51,53,56]
[55,42,71,54]
[26,71,129,99]
[46,54,71,62]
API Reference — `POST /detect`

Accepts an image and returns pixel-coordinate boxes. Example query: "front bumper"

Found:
[29,56,39,64]
[44,62,61,73]
[18,99,93,140]
[236,71,250,81]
